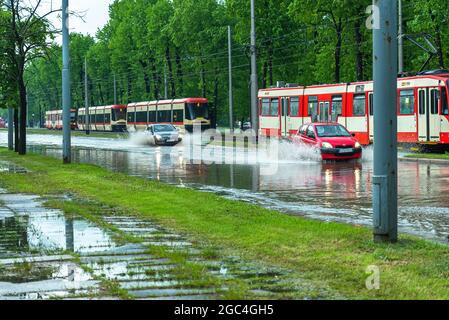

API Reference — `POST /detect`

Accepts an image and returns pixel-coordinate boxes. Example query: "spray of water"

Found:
[129,131,152,146]
[362,145,374,163]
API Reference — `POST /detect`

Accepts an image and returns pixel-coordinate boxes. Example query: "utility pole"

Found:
[398,0,404,74]
[228,25,234,131]
[84,57,90,135]
[113,74,117,104]
[8,108,13,150]
[250,0,258,134]
[373,0,398,243]
[62,0,71,163]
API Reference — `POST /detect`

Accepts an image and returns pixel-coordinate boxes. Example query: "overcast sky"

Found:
[39,0,114,42]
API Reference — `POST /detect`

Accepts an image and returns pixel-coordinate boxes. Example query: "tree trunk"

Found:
[334,21,343,83]
[140,60,152,96]
[262,61,268,89]
[200,57,207,98]
[211,67,219,129]
[18,73,27,155]
[354,19,364,81]
[97,83,105,106]
[127,73,133,103]
[435,27,445,68]
[268,42,274,86]
[14,108,19,153]
[165,46,176,98]
[175,48,184,96]
[150,57,160,100]
[430,10,445,68]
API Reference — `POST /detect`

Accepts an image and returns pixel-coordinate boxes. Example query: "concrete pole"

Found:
[113,74,117,104]
[62,0,71,164]
[250,0,258,134]
[85,57,90,135]
[373,0,398,243]
[228,26,234,131]
[8,107,14,150]
[398,0,404,74]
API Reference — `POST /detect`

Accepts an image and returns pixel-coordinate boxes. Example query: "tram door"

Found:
[418,88,441,142]
[319,101,331,122]
[368,93,374,142]
[280,97,289,136]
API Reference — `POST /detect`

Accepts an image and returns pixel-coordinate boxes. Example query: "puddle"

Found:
[0,191,339,300]
[0,161,27,174]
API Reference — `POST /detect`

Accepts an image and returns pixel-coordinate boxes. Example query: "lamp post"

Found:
[62,0,71,163]
[372,0,399,243]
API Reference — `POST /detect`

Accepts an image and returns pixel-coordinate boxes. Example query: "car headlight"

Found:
[355,142,361,149]
[322,142,333,149]
[155,134,162,141]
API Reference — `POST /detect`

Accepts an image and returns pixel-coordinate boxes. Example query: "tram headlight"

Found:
[355,142,362,149]
[322,142,333,149]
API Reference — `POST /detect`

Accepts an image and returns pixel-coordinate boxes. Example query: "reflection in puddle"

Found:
[0,194,115,255]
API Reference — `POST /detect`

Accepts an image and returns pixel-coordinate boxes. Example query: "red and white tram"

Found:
[45,109,77,130]
[77,105,127,132]
[126,98,210,133]
[259,71,449,148]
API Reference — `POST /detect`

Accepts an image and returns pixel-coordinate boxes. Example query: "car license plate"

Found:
[339,148,353,154]
[168,138,176,142]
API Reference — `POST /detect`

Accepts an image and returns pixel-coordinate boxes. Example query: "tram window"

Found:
[105,114,111,123]
[419,90,425,115]
[173,110,183,122]
[442,87,449,115]
[399,90,415,115]
[96,114,105,123]
[369,94,374,116]
[271,99,279,116]
[308,96,319,122]
[149,111,156,122]
[136,111,147,123]
[353,94,366,116]
[158,110,171,122]
[127,111,135,123]
[290,97,300,117]
[90,114,95,124]
[331,96,343,121]
[431,90,439,115]
[261,99,270,116]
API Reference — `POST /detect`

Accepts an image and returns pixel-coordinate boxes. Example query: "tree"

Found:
[1,0,59,155]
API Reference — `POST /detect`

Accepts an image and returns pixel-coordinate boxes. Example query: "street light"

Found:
[62,0,71,164]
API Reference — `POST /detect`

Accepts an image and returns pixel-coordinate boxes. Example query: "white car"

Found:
[144,124,183,146]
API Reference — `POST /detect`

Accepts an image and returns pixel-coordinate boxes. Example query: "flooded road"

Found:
[1,131,449,243]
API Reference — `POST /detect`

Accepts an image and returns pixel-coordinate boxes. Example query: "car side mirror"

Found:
[352,133,356,137]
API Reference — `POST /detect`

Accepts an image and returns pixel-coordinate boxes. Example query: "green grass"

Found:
[404,152,449,160]
[2,148,449,299]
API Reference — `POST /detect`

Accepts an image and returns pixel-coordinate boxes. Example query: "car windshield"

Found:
[153,124,177,133]
[315,125,351,138]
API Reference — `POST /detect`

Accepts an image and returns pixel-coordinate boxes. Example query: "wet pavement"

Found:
[1,131,448,243]
[0,183,337,300]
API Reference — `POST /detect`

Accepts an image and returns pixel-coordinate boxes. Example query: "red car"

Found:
[292,123,363,160]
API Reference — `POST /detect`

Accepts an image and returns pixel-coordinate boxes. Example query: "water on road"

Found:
[1,131,449,243]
